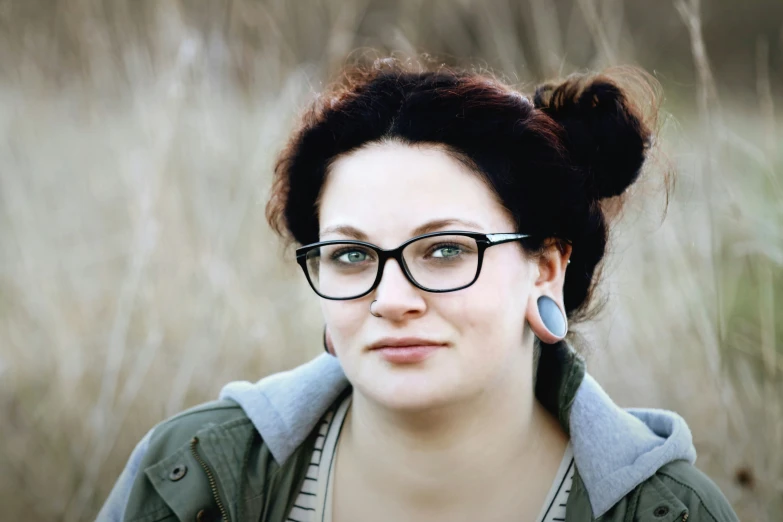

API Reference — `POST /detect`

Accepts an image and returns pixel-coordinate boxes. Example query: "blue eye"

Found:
[342,251,366,263]
[331,247,374,264]
[429,243,463,258]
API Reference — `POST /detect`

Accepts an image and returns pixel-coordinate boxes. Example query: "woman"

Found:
[99,57,738,522]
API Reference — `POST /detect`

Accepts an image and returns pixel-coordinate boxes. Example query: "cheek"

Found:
[452,256,531,345]
[321,302,367,351]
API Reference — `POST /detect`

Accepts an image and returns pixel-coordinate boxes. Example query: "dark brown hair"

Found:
[266,56,664,323]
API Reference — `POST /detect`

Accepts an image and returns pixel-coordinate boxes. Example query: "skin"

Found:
[317,140,573,522]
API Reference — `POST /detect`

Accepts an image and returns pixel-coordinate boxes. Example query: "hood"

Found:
[219,341,697,517]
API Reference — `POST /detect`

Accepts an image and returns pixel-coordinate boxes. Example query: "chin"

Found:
[356,365,467,412]
[369,390,454,412]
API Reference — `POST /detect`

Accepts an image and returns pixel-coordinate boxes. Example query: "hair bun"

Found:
[533,73,652,200]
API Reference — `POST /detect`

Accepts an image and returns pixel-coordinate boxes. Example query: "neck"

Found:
[337,347,568,516]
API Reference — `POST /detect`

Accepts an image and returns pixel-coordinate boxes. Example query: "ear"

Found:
[525,240,572,344]
[323,326,336,356]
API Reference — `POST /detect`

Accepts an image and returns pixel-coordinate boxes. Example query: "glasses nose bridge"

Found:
[374,243,415,289]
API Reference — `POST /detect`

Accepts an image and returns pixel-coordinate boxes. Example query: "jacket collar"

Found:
[535,339,586,435]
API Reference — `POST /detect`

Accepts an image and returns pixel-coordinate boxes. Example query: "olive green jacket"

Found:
[99,342,739,522]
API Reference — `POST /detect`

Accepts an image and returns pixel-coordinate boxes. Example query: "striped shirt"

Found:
[535,442,575,522]
[286,394,575,522]
[286,395,350,522]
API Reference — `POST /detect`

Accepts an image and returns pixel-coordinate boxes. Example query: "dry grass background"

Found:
[0,0,781,520]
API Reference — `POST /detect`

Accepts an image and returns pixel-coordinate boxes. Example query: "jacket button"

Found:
[653,505,670,517]
[168,463,187,481]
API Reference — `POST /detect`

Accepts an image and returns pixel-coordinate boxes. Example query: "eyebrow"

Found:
[319,218,485,241]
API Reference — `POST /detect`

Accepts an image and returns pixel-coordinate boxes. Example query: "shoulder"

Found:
[97,399,255,522]
[652,460,739,522]
[144,399,251,456]
[158,398,249,429]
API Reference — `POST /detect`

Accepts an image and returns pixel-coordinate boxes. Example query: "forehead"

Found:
[318,141,513,244]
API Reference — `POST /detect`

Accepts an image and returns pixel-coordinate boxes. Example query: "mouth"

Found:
[369,337,448,364]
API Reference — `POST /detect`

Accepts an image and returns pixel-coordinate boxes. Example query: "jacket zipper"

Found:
[680,511,689,521]
[190,436,230,522]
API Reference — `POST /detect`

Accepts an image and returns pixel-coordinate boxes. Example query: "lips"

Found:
[369,337,448,364]
[368,337,447,350]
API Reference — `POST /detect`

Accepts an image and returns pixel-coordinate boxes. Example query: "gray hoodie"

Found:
[97,345,697,520]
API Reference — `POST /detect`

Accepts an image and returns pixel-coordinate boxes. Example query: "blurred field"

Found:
[0,1,781,520]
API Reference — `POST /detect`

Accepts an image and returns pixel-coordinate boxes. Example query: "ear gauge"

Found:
[323,326,336,356]
[537,296,568,340]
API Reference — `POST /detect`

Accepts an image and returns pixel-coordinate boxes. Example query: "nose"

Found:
[371,256,426,319]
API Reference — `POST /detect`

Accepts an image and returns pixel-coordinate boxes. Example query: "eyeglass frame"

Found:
[295,230,568,301]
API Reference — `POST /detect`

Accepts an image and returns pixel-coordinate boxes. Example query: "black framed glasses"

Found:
[295,230,539,300]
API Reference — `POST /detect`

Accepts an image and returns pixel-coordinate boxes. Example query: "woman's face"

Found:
[318,141,552,411]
